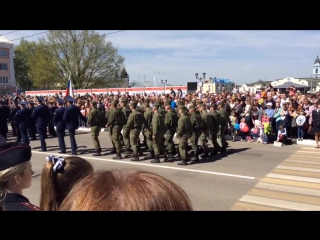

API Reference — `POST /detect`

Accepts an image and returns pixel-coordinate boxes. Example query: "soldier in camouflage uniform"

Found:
[150,102,168,163]
[106,101,123,159]
[176,106,193,165]
[174,100,184,156]
[127,101,146,161]
[87,101,104,156]
[189,105,202,163]
[164,101,178,158]
[120,99,132,154]
[209,103,222,154]
[142,102,155,160]
[217,102,229,152]
[199,104,212,158]
[139,99,148,146]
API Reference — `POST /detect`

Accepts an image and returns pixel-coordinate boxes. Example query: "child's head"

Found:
[241,118,246,123]
[263,113,267,118]
[300,111,304,115]
[231,111,236,116]
[279,124,284,129]
[40,156,94,211]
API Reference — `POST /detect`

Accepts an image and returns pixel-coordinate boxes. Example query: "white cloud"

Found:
[1,30,320,85]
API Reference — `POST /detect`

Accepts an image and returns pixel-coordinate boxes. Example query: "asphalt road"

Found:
[10,130,319,211]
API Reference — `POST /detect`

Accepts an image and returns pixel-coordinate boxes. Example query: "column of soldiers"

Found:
[89,98,230,166]
[0,96,230,166]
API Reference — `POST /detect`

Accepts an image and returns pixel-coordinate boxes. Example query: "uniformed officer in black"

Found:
[27,100,37,140]
[0,141,39,211]
[53,99,66,153]
[31,97,50,152]
[63,96,85,155]
[14,101,32,145]
[0,100,9,140]
[48,98,57,138]
[10,100,21,142]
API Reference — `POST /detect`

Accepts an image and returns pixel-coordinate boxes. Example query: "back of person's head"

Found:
[59,170,193,211]
[40,156,93,211]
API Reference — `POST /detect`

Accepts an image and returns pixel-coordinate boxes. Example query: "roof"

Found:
[210,77,235,84]
[315,55,320,65]
[274,82,307,88]
[130,81,156,87]
[245,80,272,87]
[0,36,13,44]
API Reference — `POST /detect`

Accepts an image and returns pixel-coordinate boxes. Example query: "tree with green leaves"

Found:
[13,39,34,91]
[120,67,129,78]
[38,30,126,89]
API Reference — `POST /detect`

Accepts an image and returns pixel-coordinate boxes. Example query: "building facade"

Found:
[0,36,15,95]
[198,78,235,93]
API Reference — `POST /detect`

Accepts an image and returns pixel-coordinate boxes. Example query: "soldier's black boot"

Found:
[143,150,155,160]
[109,148,116,154]
[113,153,122,159]
[201,151,209,158]
[123,148,132,154]
[92,149,101,156]
[163,152,173,162]
[131,154,140,161]
[177,160,188,165]
[151,155,161,163]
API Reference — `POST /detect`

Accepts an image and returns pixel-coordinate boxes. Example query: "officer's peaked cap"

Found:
[66,96,74,102]
[58,99,64,105]
[19,101,27,105]
[0,142,32,171]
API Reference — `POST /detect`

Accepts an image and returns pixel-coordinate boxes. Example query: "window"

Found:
[0,50,7,57]
[0,63,8,70]
[0,77,8,83]
[1,90,9,95]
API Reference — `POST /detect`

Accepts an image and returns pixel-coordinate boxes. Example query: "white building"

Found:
[241,55,320,93]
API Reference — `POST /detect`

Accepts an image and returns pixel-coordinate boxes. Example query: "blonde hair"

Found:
[40,157,93,211]
[0,162,28,192]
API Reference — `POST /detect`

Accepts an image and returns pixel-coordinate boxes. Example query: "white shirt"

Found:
[280,98,289,108]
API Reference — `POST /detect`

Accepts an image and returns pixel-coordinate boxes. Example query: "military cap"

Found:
[0,142,32,171]
[154,101,161,107]
[57,99,64,105]
[165,101,171,106]
[200,104,207,108]
[28,100,35,104]
[198,101,203,104]
[66,96,74,102]
[121,99,127,104]
[19,101,27,106]
[145,99,150,103]
[179,106,188,111]
[37,97,44,102]
[191,100,196,105]
[49,98,55,103]
[177,100,184,106]
[130,101,137,107]
[189,105,195,109]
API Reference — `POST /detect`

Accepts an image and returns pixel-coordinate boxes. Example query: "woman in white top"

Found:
[241,97,252,128]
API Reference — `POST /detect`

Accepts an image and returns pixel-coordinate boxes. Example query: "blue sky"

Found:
[0,30,319,85]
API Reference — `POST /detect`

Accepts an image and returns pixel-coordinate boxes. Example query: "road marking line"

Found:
[231,201,290,211]
[295,150,320,154]
[31,151,255,180]
[255,182,320,197]
[281,161,320,169]
[261,177,320,190]
[266,173,320,184]
[288,156,320,162]
[276,165,320,173]
[239,195,320,211]
[285,159,320,165]
[247,188,320,206]
[272,168,320,179]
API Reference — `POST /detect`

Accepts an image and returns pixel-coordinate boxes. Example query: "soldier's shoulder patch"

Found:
[21,202,40,211]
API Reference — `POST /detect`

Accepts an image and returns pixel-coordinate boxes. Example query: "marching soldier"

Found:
[176,106,193,165]
[31,97,50,152]
[48,98,57,138]
[63,96,85,155]
[87,101,103,156]
[209,104,221,154]
[10,101,21,142]
[164,101,178,158]
[53,99,66,154]
[199,104,212,158]
[127,101,146,161]
[139,99,149,146]
[14,101,31,145]
[120,99,132,154]
[189,105,202,163]
[217,103,229,152]
[106,101,123,159]
[27,101,37,140]
[142,101,154,160]
[150,103,168,163]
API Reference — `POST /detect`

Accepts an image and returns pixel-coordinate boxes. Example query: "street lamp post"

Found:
[195,72,206,92]
[161,79,167,94]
